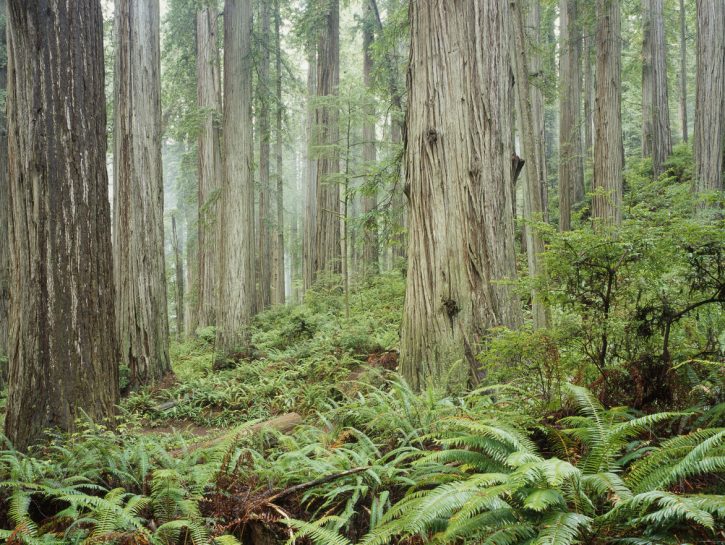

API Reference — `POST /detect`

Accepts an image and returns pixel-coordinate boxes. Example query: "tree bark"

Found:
[362,5,379,276]
[5,0,119,450]
[678,0,688,143]
[273,0,285,305]
[0,0,8,388]
[400,0,521,392]
[303,49,318,291]
[257,0,272,311]
[217,0,255,355]
[511,0,549,330]
[196,6,223,328]
[171,215,185,340]
[559,0,584,231]
[114,0,170,388]
[314,0,342,278]
[693,0,724,198]
[583,34,594,165]
[593,0,623,227]
[527,0,549,222]
[641,0,672,177]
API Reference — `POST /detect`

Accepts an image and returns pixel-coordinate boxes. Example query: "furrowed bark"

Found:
[693,0,724,199]
[114,0,171,387]
[196,6,223,328]
[400,0,521,392]
[362,3,380,276]
[641,0,672,176]
[559,0,584,231]
[5,0,119,450]
[216,0,255,355]
[593,0,624,227]
[314,0,342,278]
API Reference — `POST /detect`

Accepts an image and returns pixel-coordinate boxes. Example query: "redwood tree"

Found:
[693,0,724,198]
[216,0,256,355]
[0,0,8,388]
[593,0,624,226]
[400,0,521,392]
[4,0,119,450]
[114,0,171,387]
[314,0,342,278]
[196,5,223,328]
[642,0,672,177]
[559,0,584,231]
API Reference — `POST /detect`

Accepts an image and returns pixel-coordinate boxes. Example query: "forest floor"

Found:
[121,272,405,453]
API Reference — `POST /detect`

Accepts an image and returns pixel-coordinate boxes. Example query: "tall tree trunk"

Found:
[273,0,286,305]
[114,0,171,388]
[362,5,379,276]
[257,0,272,310]
[593,0,623,227]
[512,0,549,330]
[314,0,341,278]
[196,6,223,328]
[171,215,185,340]
[400,0,521,392]
[0,0,9,389]
[693,0,724,198]
[527,0,549,222]
[642,0,672,176]
[583,34,594,167]
[559,0,584,231]
[678,0,688,143]
[303,49,318,291]
[217,0,255,355]
[369,0,406,264]
[5,0,119,450]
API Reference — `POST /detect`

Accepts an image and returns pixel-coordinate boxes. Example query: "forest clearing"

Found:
[0,0,723,544]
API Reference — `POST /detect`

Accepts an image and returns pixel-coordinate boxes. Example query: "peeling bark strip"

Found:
[197,7,223,328]
[216,0,255,355]
[593,0,623,227]
[5,0,119,450]
[693,0,725,197]
[114,0,171,388]
[400,0,521,392]
[641,0,671,177]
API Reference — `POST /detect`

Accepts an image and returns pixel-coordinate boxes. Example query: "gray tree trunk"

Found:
[593,0,624,227]
[679,0,688,143]
[0,0,8,388]
[362,5,379,276]
[527,0,549,221]
[641,0,672,177]
[584,34,594,165]
[5,0,119,450]
[511,0,549,330]
[314,0,342,277]
[559,0,584,231]
[273,0,286,305]
[257,0,272,310]
[400,0,521,392]
[303,49,318,291]
[171,214,185,340]
[196,6,223,328]
[693,0,724,197]
[114,0,171,388]
[216,0,255,355]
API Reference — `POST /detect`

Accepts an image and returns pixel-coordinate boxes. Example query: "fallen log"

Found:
[172,412,302,456]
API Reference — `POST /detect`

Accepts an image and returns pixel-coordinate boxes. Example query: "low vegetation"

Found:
[1,154,723,545]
